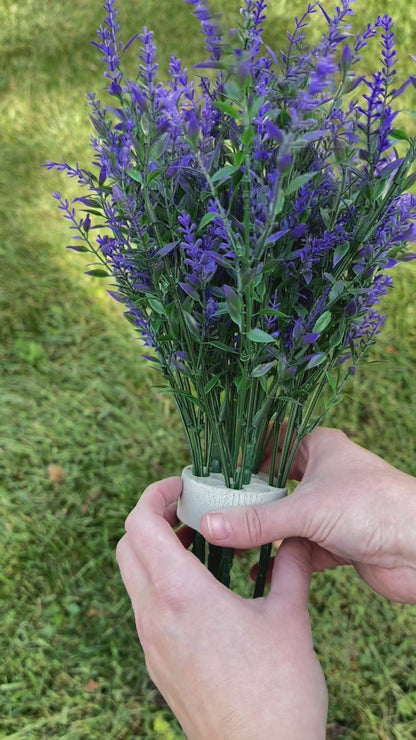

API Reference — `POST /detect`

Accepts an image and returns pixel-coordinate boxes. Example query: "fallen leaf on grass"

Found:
[84,679,101,693]
[47,464,65,484]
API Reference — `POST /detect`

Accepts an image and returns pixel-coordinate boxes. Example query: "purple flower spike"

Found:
[186,0,223,61]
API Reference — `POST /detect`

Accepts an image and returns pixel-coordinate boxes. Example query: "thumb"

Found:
[201,493,308,549]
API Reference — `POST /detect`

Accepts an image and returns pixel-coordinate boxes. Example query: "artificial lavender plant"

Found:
[46,0,416,595]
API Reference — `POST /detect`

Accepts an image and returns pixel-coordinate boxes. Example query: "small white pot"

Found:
[177,466,287,533]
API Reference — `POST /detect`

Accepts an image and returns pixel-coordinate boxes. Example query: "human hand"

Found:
[201,428,416,604]
[116,478,327,740]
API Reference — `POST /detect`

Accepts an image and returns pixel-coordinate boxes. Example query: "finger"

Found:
[124,477,199,582]
[133,476,183,518]
[166,500,181,528]
[116,533,149,616]
[126,477,182,534]
[201,494,307,548]
[268,537,313,608]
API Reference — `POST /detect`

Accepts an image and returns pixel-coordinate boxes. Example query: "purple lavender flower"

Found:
[91,0,124,97]
[138,28,158,93]
[47,0,416,503]
[186,0,223,61]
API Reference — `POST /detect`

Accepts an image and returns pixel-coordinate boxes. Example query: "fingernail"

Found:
[205,513,230,541]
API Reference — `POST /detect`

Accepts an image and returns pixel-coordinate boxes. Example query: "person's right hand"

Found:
[200,428,416,604]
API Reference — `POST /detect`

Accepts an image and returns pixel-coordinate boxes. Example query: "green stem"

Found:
[192,532,206,564]
[268,417,281,487]
[208,543,223,578]
[251,376,285,472]
[208,544,234,587]
[217,547,235,589]
[276,401,300,488]
[235,372,257,489]
[254,402,300,597]
[203,389,234,486]
[253,543,272,598]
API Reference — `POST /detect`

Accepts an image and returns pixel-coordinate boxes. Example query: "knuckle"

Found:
[139,587,184,656]
[311,426,348,450]
[124,507,142,538]
[152,576,181,610]
[244,506,265,544]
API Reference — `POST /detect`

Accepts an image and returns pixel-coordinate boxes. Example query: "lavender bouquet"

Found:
[47,0,416,594]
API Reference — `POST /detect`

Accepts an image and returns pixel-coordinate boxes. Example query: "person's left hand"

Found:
[116,478,328,740]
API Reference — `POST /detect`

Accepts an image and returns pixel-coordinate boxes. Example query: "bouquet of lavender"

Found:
[47,0,416,594]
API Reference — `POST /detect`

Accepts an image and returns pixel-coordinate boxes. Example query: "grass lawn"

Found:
[1,0,415,737]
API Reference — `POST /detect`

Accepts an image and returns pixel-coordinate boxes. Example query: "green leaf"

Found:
[147,168,162,184]
[199,212,217,230]
[258,373,269,393]
[251,361,276,378]
[328,279,345,303]
[313,310,332,334]
[305,353,327,370]
[285,171,317,196]
[127,168,143,184]
[204,376,220,394]
[389,129,410,142]
[223,286,242,329]
[252,407,265,427]
[247,328,275,344]
[215,100,240,120]
[233,150,245,167]
[259,308,290,319]
[242,126,255,147]
[85,269,110,278]
[82,208,104,218]
[279,108,292,127]
[210,165,238,185]
[76,197,101,208]
[271,189,285,218]
[215,100,241,121]
[67,245,89,253]
[147,297,165,315]
[333,241,350,268]
[183,311,201,339]
[325,371,339,397]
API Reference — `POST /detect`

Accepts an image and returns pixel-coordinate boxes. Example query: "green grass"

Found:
[1,0,416,737]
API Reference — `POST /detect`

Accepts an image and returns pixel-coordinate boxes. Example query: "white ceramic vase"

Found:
[177,466,287,533]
